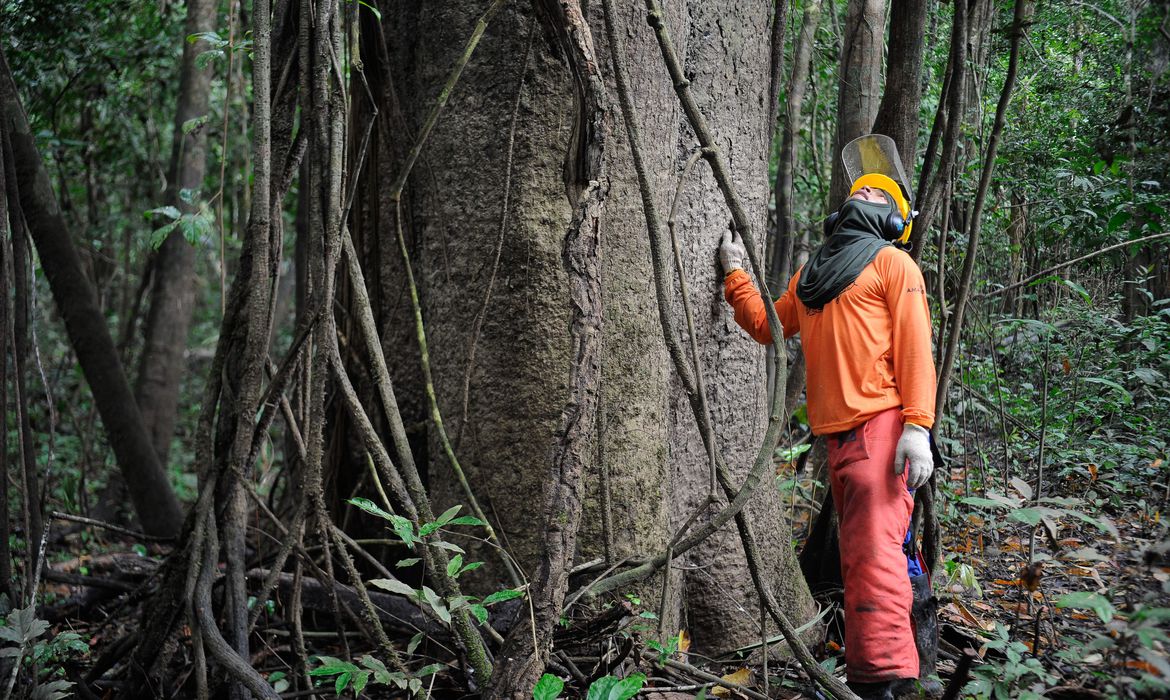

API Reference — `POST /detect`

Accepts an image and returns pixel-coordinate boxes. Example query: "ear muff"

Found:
[883,208,906,241]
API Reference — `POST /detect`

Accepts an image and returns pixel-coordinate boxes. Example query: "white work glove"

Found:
[894,423,933,489]
[720,228,746,276]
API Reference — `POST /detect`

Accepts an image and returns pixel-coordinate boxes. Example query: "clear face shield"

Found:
[840,134,916,244]
[841,134,914,202]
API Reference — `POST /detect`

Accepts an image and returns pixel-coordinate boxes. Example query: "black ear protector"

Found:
[822,193,909,240]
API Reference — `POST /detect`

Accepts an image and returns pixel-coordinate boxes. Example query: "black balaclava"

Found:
[796,194,896,310]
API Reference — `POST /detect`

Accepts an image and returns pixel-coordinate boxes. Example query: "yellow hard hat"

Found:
[849,173,913,244]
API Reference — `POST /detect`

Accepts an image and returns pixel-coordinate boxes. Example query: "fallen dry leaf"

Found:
[677,629,691,654]
[711,668,752,697]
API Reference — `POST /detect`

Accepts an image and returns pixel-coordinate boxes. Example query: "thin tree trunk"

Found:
[135,0,218,465]
[871,0,927,176]
[0,134,15,602]
[935,0,1033,420]
[772,0,823,287]
[0,47,184,538]
[828,0,887,207]
[909,0,969,260]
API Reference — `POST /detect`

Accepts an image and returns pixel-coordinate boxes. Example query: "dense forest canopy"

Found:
[0,0,1168,698]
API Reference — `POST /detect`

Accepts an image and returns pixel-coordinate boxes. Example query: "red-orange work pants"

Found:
[827,406,918,683]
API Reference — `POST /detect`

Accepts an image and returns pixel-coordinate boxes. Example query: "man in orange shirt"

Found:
[719,145,936,698]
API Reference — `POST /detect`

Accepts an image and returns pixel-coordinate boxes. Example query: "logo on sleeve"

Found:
[906,286,925,294]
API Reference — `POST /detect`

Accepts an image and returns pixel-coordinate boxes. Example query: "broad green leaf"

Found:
[181,115,209,135]
[348,496,394,520]
[1081,376,1132,403]
[396,557,422,568]
[188,31,225,46]
[389,513,417,549]
[145,206,181,221]
[429,540,465,554]
[447,515,486,527]
[586,673,646,700]
[435,505,462,526]
[447,554,463,578]
[150,220,181,249]
[421,586,451,623]
[352,670,370,695]
[1056,591,1115,623]
[415,663,445,678]
[460,561,485,575]
[195,49,225,69]
[1061,278,1091,303]
[533,673,565,700]
[407,632,425,655]
[483,588,525,606]
[368,577,416,598]
[469,604,489,624]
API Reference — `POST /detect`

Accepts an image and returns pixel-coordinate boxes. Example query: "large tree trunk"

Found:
[0,47,184,538]
[360,0,816,661]
[135,0,217,465]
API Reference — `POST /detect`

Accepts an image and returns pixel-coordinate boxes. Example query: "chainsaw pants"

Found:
[828,406,919,683]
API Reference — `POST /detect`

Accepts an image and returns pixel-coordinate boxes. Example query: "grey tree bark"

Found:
[363,0,816,661]
[135,0,217,465]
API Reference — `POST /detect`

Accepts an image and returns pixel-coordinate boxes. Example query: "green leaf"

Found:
[194,49,225,70]
[309,656,359,676]
[483,588,525,606]
[460,561,485,575]
[533,673,565,700]
[429,540,465,553]
[586,673,647,700]
[389,513,417,549]
[421,586,451,623]
[447,515,486,527]
[406,631,424,655]
[150,220,181,249]
[447,554,463,578]
[181,115,208,135]
[415,663,445,678]
[188,31,225,47]
[1056,591,1116,623]
[469,604,489,624]
[335,672,350,695]
[368,578,416,598]
[146,205,181,221]
[352,670,370,695]
[435,505,462,526]
[1081,376,1133,403]
[396,557,422,568]
[1061,278,1092,304]
[348,497,395,521]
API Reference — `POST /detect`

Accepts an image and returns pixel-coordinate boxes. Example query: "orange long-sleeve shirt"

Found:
[725,247,936,435]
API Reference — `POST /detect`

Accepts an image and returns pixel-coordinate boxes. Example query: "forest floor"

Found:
[21,446,1169,700]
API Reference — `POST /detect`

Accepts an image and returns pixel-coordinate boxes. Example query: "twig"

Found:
[49,511,174,543]
[642,650,770,700]
[976,230,1170,300]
